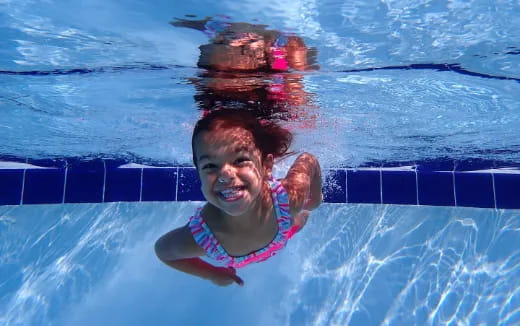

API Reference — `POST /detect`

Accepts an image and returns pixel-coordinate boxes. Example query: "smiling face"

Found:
[193,126,272,217]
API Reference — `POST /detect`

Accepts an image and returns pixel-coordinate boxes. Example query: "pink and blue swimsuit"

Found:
[188,179,298,268]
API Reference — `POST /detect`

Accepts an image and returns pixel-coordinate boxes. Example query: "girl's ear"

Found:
[263,154,274,177]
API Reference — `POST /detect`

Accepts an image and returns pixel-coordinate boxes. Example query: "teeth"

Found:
[220,187,243,198]
[221,189,235,194]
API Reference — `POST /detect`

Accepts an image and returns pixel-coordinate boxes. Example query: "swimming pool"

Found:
[1,0,519,325]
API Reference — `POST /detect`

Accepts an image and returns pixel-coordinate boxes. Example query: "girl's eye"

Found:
[235,157,250,165]
[201,163,216,170]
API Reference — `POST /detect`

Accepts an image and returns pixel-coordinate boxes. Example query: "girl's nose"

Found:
[218,164,236,182]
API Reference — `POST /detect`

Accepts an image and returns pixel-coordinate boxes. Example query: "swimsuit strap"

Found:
[267,178,293,236]
[270,35,289,71]
[188,179,296,268]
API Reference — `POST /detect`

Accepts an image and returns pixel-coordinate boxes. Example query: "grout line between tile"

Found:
[139,168,143,202]
[102,160,106,203]
[414,165,419,205]
[379,168,383,204]
[175,167,179,201]
[345,169,348,203]
[62,166,68,204]
[20,169,26,205]
[452,167,457,207]
[491,172,497,210]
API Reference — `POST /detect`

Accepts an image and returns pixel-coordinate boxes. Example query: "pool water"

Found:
[1,0,519,163]
[1,203,519,325]
[1,0,519,325]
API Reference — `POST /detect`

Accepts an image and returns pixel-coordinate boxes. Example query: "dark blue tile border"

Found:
[0,156,519,209]
[65,160,105,204]
[417,171,455,206]
[494,173,520,209]
[323,169,346,203]
[347,170,381,204]
[177,168,204,201]
[455,172,495,208]
[142,168,177,202]
[23,169,65,204]
[0,170,24,205]
[382,170,417,205]
[104,168,141,202]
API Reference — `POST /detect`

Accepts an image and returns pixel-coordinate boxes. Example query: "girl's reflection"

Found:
[172,16,319,126]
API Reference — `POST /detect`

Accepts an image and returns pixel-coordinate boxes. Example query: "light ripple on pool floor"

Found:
[284,205,520,325]
[1,203,519,325]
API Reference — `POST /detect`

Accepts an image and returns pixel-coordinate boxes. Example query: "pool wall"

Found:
[0,156,518,209]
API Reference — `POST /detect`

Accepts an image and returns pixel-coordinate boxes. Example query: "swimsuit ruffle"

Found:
[188,179,294,268]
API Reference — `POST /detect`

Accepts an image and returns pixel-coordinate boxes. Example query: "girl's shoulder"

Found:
[279,155,316,215]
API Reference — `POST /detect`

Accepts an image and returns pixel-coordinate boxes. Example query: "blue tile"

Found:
[177,168,204,201]
[323,170,346,203]
[494,173,520,209]
[0,170,24,205]
[24,169,65,204]
[347,170,381,204]
[104,168,141,202]
[417,171,455,206]
[142,168,177,202]
[455,172,495,208]
[382,171,417,205]
[65,161,105,203]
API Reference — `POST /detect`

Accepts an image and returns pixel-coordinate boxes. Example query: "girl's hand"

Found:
[210,266,244,287]
[303,192,322,210]
[294,210,310,229]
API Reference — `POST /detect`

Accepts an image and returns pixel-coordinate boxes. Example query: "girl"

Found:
[154,109,322,286]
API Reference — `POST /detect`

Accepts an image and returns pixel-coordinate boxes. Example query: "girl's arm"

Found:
[282,152,323,216]
[155,225,243,286]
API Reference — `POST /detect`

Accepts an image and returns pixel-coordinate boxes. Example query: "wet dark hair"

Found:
[192,108,293,167]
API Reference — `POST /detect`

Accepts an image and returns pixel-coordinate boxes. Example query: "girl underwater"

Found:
[154,109,322,286]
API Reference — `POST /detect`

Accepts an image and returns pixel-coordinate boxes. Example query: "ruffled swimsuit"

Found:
[188,179,298,268]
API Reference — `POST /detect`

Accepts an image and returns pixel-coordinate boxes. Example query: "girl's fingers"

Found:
[226,267,244,286]
[232,274,244,286]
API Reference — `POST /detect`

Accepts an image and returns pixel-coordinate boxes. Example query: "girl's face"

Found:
[193,126,272,217]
